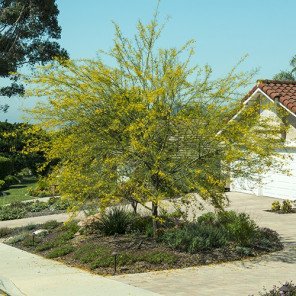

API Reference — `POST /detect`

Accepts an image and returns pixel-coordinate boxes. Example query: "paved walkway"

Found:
[0,243,160,296]
[113,193,296,296]
[0,212,86,229]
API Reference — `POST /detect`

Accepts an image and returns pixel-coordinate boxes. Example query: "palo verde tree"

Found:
[24,14,287,235]
[0,0,68,111]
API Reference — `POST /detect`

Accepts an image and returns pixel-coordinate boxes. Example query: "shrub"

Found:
[50,198,69,211]
[0,180,5,191]
[271,201,281,212]
[257,282,296,295]
[141,251,178,265]
[43,220,60,230]
[6,233,27,244]
[46,245,74,258]
[98,207,133,235]
[282,200,293,213]
[0,227,13,238]
[250,228,282,251]
[220,211,258,246]
[0,206,27,221]
[28,179,52,197]
[161,211,278,254]
[161,223,228,253]
[36,241,56,252]
[4,175,19,186]
[27,201,48,212]
[0,156,12,180]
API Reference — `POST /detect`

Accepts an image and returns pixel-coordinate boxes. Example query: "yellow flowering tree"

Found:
[24,16,287,234]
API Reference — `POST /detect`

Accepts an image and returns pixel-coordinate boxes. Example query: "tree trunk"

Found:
[152,202,158,238]
[131,200,138,214]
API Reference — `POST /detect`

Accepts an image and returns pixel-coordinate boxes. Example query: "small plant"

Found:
[257,281,296,295]
[46,245,74,258]
[282,200,293,213]
[271,201,281,212]
[43,220,60,230]
[28,201,48,212]
[0,179,5,191]
[0,227,13,238]
[98,207,133,235]
[0,206,27,221]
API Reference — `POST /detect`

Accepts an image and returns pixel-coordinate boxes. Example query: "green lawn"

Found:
[0,177,37,206]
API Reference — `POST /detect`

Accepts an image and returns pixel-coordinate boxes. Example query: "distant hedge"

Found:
[0,156,12,179]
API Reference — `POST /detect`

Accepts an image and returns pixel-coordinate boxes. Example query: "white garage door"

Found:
[261,152,296,199]
[231,152,296,200]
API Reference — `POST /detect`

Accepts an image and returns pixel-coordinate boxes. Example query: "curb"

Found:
[0,277,26,296]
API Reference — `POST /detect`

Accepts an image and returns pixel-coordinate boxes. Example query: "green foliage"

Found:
[46,245,74,258]
[258,282,296,296]
[27,201,48,212]
[271,201,281,212]
[4,175,19,187]
[28,179,52,197]
[161,223,228,253]
[35,241,56,252]
[273,54,296,81]
[0,205,27,221]
[49,197,69,211]
[0,156,12,179]
[161,211,278,253]
[282,200,293,213]
[43,220,60,230]
[141,251,178,265]
[0,0,68,104]
[25,13,287,228]
[0,227,13,238]
[98,208,133,235]
[0,180,5,190]
[0,122,48,175]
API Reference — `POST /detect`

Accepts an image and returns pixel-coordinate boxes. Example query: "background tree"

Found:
[273,55,296,81]
[0,0,68,111]
[0,121,48,175]
[25,17,287,235]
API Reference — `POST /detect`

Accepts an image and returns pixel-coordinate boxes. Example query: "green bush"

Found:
[36,241,56,252]
[161,222,228,253]
[257,281,296,295]
[271,201,281,212]
[27,201,48,212]
[98,207,133,235]
[4,175,19,187]
[28,179,52,197]
[0,156,12,180]
[282,200,293,213]
[50,198,70,211]
[140,251,178,265]
[0,227,13,238]
[46,245,75,258]
[160,211,277,254]
[0,206,27,221]
[43,220,60,230]
[0,180,5,191]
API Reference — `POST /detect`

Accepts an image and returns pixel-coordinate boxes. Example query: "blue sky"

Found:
[1,0,296,122]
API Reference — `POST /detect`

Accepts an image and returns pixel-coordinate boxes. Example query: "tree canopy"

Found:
[273,55,296,81]
[0,121,48,175]
[24,16,287,232]
[0,0,68,111]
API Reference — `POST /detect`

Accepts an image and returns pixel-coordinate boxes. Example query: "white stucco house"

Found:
[230,80,296,200]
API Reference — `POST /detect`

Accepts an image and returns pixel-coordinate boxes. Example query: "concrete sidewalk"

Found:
[0,243,160,296]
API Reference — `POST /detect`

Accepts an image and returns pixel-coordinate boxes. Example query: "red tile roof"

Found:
[246,80,296,115]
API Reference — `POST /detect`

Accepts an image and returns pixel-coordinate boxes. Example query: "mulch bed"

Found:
[6,227,283,275]
[265,209,296,214]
